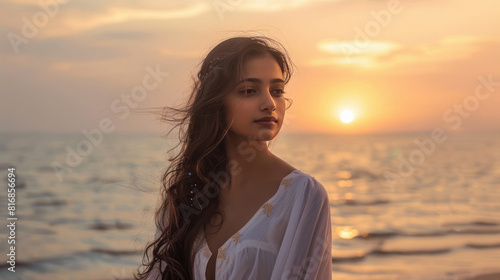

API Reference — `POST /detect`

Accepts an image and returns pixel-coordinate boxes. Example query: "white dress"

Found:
[148,169,332,280]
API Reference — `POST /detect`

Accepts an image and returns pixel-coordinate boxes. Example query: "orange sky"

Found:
[1,0,499,135]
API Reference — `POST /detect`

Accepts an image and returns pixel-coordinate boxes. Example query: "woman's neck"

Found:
[223,132,276,184]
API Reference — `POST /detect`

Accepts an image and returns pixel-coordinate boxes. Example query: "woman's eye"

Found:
[237,88,285,96]
[272,89,285,95]
[239,88,257,95]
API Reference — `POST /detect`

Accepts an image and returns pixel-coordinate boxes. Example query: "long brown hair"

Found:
[135,36,293,280]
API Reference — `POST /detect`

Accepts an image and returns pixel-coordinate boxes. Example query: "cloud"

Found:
[2,0,69,5]
[312,40,400,67]
[311,35,488,69]
[234,0,345,11]
[15,2,212,38]
[71,3,207,33]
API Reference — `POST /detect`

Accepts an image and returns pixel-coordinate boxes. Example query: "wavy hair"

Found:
[135,36,293,280]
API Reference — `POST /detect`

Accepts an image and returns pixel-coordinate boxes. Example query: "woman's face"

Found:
[224,54,287,141]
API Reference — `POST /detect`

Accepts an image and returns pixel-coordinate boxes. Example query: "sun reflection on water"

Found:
[336,226,359,239]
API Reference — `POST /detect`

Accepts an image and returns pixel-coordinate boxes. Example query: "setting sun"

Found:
[340,109,354,123]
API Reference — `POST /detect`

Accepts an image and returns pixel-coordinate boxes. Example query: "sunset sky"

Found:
[1,0,499,135]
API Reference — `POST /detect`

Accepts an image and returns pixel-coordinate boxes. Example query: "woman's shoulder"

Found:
[287,169,329,201]
[270,155,328,200]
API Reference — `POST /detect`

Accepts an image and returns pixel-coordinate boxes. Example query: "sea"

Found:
[0,131,499,280]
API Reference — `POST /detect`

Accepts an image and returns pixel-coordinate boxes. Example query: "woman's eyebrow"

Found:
[237,78,285,85]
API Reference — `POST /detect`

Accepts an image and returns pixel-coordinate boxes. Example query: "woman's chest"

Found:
[204,200,260,254]
[204,182,282,252]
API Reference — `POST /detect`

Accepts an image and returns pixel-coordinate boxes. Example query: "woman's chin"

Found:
[252,130,279,141]
[227,128,280,142]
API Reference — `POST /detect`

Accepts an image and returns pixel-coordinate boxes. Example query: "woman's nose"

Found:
[260,87,276,111]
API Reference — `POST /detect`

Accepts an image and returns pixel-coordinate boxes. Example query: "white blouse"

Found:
[148,169,332,280]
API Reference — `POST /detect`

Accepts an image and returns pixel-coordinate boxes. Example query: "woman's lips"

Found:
[254,121,276,126]
[255,116,277,122]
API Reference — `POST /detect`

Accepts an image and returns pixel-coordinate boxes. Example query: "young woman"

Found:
[136,36,332,280]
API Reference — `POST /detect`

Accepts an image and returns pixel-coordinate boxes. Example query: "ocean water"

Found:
[0,131,499,280]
